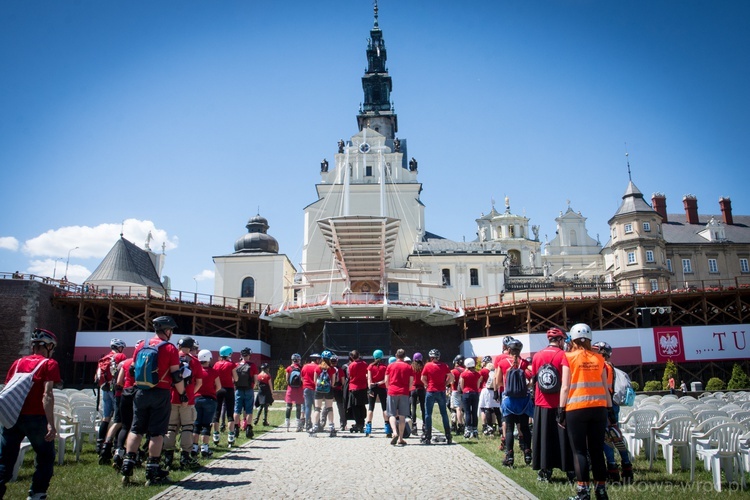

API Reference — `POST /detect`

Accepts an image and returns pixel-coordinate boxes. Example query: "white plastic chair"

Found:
[729,410,750,421]
[11,439,33,482]
[693,409,729,423]
[689,416,734,480]
[621,408,659,460]
[54,412,79,465]
[650,415,696,472]
[72,405,99,453]
[695,423,746,492]
[658,406,692,423]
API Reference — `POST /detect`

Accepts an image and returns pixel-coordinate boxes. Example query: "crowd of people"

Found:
[0,319,628,500]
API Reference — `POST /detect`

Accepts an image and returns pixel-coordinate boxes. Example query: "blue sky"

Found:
[1,1,748,297]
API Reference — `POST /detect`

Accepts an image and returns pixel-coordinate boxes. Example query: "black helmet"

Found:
[153,316,177,332]
[260,362,270,371]
[482,355,493,364]
[178,336,196,349]
[31,328,57,348]
[502,336,516,348]
[453,355,464,367]
[593,341,612,358]
[428,348,440,360]
[240,347,252,356]
[507,339,523,353]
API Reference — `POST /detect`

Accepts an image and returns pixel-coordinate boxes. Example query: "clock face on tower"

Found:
[359,142,371,153]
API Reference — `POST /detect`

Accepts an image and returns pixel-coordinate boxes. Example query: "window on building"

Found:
[667,259,673,273]
[643,222,651,232]
[615,254,620,269]
[442,268,451,286]
[682,259,692,274]
[627,251,637,264]
[470,268,479,286]
[569,229,578,246]
[387,282,399,300]
[241,277,255,298]
[365,165,372,177]
[646,250,655,263]
[631,283,638,293]
[624,223,633,234]
[650,279,659,291]
[708,258,718,274]
[741,258,750,273]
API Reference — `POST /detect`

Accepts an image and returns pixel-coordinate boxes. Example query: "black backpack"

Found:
[504,360,528,398]
[535,350,563,394]
[288,365,302,388]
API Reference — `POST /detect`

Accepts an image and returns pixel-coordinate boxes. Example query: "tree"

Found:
[630,381,640,391]
[273,364,287,391]
[643,380,662,392]
[662,360,678,390]
[705,377,726,392]
[727,363,750,390]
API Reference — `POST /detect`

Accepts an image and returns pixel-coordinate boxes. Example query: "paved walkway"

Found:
[153,413,536,499]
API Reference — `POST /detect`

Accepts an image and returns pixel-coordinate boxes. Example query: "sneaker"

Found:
[212,432,220,445]
[263,421,270,427]
[201,449,213,458]
[502,451,514,467]
[446,433,453,445]
[180,454,201,470]
[524,449,532,465]
[420,436,432,445]
[537,469,552,482]
[594,486,609,500]
[568,485,590,500]
[121,458,136,478]
[472,429,479,438]
[365,422,372,436]
[145,463,171,485]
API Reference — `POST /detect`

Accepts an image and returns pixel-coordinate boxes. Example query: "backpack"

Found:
[235,363,252,388]
[179,354,193,386]
[504,360,528,398]
[485,368,496,390]
[288,365,302,388]
[612,367,635,406]
[97,353,114,389]
[316,369,331,393]
[535,350,563,394]
[0,359,48,429]
[134,341,168,390]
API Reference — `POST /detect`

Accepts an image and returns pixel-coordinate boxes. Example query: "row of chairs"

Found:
[620,392,750,491]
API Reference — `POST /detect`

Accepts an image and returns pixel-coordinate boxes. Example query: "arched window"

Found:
[241,277,255,298]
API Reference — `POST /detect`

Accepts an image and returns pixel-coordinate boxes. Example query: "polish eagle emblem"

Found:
[659,333,680,356]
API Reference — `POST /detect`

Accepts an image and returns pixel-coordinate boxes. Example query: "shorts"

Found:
[368,385,387,412]
[194,396,217,433]
[234,388,255,416]
[111,394,123,423]
[479,387,500,409]
[131,388,171,437]
[450,390,462,408]
[314,391,334,401]
[102,389,116,419]
[214,387,235,423]
[386,395,410,418]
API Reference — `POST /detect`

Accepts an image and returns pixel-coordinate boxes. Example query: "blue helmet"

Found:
[321,350,333,360]
[219,346,232,357]
[388,356,397,364]
[373,349,384,360]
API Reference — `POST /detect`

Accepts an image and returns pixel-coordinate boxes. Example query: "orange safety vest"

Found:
[565,350,608,411]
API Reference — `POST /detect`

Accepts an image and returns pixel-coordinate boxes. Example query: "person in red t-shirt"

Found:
[313,351,338,434]
[193,349,220,458]
[410,353,426,433]
[530,328,573,482]
[301,353,321,432]
[420,348,454,445]
[450,355,465,434]
[365,350,389,436]
[499,337,533,468]
[478,355,501,436]
[284,353,304,431]
[385,349,414,445]
[95,338,128,459]
[254,363,274,427]
[163,336,205,470]
[346,350,369,433]
[459,357,482,438]
[212,346,237,445]
[0,328,61,499]
[111,350,138,470]
[121,316,185,484]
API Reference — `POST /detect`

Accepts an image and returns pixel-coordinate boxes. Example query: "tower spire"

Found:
[357,2,397,139]
[625,142,632,181]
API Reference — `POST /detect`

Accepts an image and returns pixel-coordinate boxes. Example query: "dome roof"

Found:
[234,214,279,254]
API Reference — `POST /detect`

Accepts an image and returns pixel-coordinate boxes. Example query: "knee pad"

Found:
[182,424,193,433]
[315,406,322,412]
[200,426,211,436]
[167,425,178,433]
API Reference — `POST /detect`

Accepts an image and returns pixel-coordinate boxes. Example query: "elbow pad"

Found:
[171,370,184,385]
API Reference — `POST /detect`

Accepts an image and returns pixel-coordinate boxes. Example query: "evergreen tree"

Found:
[662,359,678,390]
[727,363,750,390]
[273,364,287,391]
[705,377,726,391]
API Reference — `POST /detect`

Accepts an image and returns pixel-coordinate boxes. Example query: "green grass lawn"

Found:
[449,424,749,499]
[5,411,284,500]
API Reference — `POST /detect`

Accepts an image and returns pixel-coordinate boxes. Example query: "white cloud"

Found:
[0,237,20,251]
[194,269,215,281]
[22,219,178,259]
[28,259,91,283]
